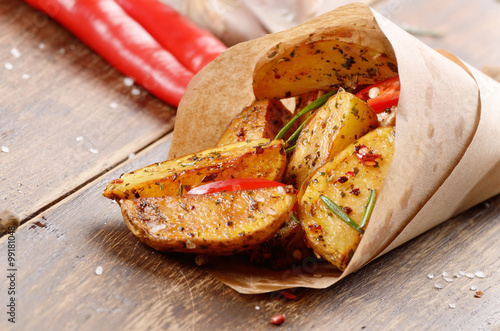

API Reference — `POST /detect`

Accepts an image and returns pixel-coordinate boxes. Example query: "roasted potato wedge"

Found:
[285,91,378,189]
[120,185,297,255]
[299,127,395,271]
[217,99,294,146]
[253,40,398,100]
[103,139,286,200]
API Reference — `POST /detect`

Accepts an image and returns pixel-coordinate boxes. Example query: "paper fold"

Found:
[168,3,500,294]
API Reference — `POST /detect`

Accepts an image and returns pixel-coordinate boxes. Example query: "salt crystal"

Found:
[89,148,99,154]
[427,274,434,279]
[475,271,485,278]
[195,254,208,266]
[59,48,65,54]
[10,48,21,58]
[123,77,134,87]
[443,276,454,283]
[255,306,260,310]
[39,43,45,49]
[185,239,196,249]
[313,274,322,278]
[459,271,466,276]
[22,74,30,79]
[128,153,135,160]
[453,272,462,278]
[442,271,450,277]
[109,102,118,109]
[131,87,141,95]
[76,136,84,142]
[95,266,103,275]
[434,283,444,289]
[470,285,477,291]
[465,272,475,279]
[1,146,9,153]
[449,303,456,309]
[4,62,13,70]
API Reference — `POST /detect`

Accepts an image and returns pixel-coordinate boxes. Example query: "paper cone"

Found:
[167,3,500,293]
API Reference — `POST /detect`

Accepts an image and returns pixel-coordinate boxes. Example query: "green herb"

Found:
[291,213,300,224]
[275,90,337,140]
[180,161,196,167]
[160,183,164,190]
[176,183,184,196]
[286,118,308,146]
[359,189,377,229]
[320,195,364,234]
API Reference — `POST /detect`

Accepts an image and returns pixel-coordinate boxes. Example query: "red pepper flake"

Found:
[343,206,353,215]
[350,188,360,196]
[474,291,484,298]
[271,314,286,325]
[256,146,264,154]
[111,179,124,184]
[308,224,322,232]
[356,151,381,166]
[337,176,348,183]
[345,171,356,177]
[281,290,297,300]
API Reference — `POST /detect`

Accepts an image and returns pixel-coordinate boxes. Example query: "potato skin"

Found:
[120,185,297,255]
[103,139,286,200]
[285,91,378,189]
[253,40,398,100]
[217,99,294,146]
[298,127,395,271]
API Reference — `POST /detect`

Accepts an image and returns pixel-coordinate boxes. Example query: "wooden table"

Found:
[1,0,499,329]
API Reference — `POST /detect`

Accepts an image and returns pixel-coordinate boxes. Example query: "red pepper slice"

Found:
[187,178,286,195]
[356,75,400,113]
[115,0,226,73]
[25,0,194,107]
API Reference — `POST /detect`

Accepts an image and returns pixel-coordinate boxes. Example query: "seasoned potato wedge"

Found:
[253,40,398,100]
[120,185,297,255]
[249,216,313,270]
[217,99,294,146]
[103,139,286,200]
[285,91,378,189]
[299,127,395,271]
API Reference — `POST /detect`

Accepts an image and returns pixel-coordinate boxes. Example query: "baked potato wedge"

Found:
[103,139,286,200]
[285,91,378,189]
[217,99,294,146]
[120,185,297,255]
[253,40,398,100]
[299,127,395,271]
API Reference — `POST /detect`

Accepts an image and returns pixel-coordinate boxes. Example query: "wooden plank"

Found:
[0,0,176,220]
[0,133,498,330]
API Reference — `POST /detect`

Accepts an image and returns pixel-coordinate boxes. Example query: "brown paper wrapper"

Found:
[168,3,500,294]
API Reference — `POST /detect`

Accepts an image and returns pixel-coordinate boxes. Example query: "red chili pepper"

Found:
[115,0,226,73]
[25,0,196,107]
[186,178,286,195]
[356,75,400,113]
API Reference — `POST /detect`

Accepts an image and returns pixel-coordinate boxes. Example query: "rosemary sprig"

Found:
[275,89,337,140]
[320,195,364,234]
[359,189,377,228]
[286,115,310,146]
[285,145,296,154]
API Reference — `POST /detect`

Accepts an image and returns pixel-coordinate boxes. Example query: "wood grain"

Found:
[0,133,498,330]
[0,0,176,220]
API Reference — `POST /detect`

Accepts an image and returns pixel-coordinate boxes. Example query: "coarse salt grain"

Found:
[89,148,99,154]
[123,77,134,86]
[131,87,141,96]
[434,283,444,289]
[368,87,380,99]
[95,266,103,275]
[59,48,65,53]
[1,146,9,153]
[76,136,84,142]
[427,274,434,279]
[255,306,260,310]
[459,271,466,276]
[453,272,462,278]
[109,102,118,109]
[128,153,135,160]
[465,272,475,279]
[470,285,477,291]
[4,62,13,70]
[443,276,454,283]
[39,43,45,49]
[449,303,456,309]
[475,271,485,278]
[22,74,30,79]
[195,254,208,266]
[10,48,21,58]
[442,271,449,277]
[186,239,196,249]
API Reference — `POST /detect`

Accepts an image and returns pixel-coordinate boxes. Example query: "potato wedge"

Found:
[285,91,378,189]
[253,40,398,100]
[103,139,286,200]
[299,127,395,271]
[216,99,294,146]
[120,185,297,255]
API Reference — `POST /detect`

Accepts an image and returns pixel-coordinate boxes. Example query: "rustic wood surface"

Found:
[1,0,499,330]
